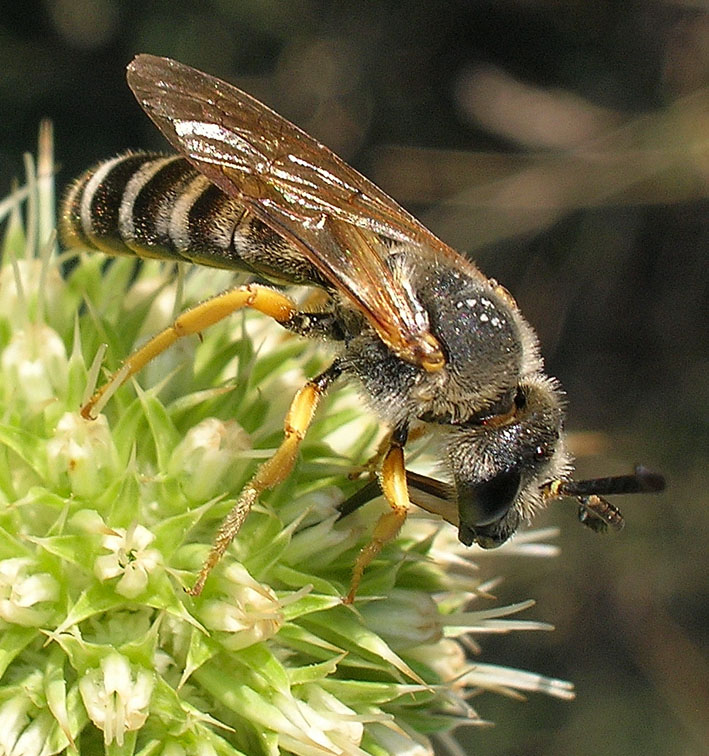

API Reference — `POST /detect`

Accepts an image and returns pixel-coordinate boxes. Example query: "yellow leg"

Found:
[349,424,426,480]
[81,284,298,419]
[344,442,410,604]
[188,368,337,596]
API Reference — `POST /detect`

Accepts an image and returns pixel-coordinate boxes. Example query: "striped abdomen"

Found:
[60,152,325,286]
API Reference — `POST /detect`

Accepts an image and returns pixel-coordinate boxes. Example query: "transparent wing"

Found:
[126,54,456,368]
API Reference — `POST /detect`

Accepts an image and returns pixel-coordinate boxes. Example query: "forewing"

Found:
[126,54,451,367]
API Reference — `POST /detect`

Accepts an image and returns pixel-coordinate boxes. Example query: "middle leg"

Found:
[188,361,342,596]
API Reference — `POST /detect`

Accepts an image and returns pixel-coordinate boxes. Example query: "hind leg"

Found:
[82,283,303,418]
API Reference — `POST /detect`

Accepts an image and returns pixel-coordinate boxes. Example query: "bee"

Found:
[61,55,664,602]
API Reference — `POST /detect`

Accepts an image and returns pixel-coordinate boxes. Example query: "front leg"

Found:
[344,423,410,604]
[348,423,427,481]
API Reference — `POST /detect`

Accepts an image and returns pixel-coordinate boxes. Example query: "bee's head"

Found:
[447,374,570,548]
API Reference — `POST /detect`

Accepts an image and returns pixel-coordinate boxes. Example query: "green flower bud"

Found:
[359,589,443,650]
[46,411,120,498]
[1,324,67,404]
[0,557,59,627]
[168,417,251,501]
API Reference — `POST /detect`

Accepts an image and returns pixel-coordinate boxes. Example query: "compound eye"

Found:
[458,469,522,528]
[514,386,526,410]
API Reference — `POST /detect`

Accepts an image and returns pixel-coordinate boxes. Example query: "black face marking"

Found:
[459,469,522,528]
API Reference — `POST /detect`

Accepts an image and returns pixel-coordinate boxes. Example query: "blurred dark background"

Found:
[1,1,706,754]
